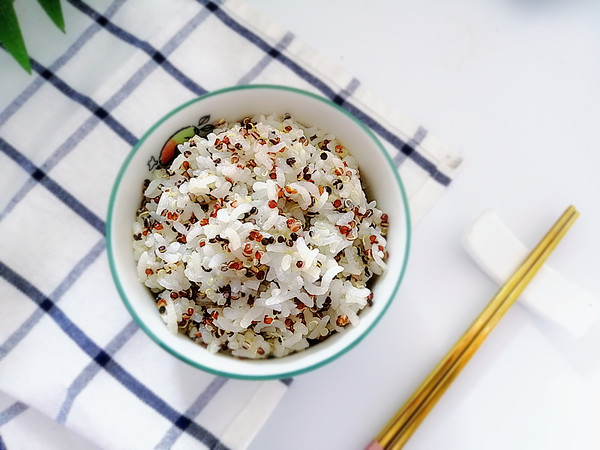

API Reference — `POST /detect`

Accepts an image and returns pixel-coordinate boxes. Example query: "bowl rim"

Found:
[106,84,411,380]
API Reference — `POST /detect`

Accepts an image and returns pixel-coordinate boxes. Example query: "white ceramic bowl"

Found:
[107,85,410,379]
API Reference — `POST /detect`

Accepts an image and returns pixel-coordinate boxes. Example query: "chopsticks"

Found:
[368,205,580,450]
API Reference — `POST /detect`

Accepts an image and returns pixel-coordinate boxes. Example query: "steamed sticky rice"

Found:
[132,114,389,358]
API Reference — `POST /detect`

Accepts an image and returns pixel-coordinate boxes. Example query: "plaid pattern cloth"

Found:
[0,0,463,449]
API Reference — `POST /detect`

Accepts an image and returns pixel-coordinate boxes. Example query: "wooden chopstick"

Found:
[368,205,579,450]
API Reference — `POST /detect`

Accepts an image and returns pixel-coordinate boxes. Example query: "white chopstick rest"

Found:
[463,210,600,337]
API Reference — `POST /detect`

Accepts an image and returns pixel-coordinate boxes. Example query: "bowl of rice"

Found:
[107,85,410,379]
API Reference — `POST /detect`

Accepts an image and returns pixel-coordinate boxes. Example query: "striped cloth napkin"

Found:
[0,0,463,449]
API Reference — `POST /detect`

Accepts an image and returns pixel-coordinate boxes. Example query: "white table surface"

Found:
[1,1,598,449]
[246,1,600,449]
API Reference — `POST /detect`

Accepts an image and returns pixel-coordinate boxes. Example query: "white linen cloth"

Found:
[0,0,463,448]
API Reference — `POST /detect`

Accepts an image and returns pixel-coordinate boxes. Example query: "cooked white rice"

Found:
[132,113,389,358]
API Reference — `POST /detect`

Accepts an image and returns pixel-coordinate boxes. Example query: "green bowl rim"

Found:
[106,84,411,380]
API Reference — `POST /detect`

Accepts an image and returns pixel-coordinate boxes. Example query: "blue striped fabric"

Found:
[0,0,461,448]
[0,138,106,233]
[67,0,208,98]
[30,58,139,147]
[0,402,28,427]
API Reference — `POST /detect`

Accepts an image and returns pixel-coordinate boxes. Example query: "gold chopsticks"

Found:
[368,205,580,450]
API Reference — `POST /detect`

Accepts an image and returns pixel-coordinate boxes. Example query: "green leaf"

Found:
[0,0,32,73]
[37,0,65,32]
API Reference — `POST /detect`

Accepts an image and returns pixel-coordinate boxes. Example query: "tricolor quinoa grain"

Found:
[133,114,389,358]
